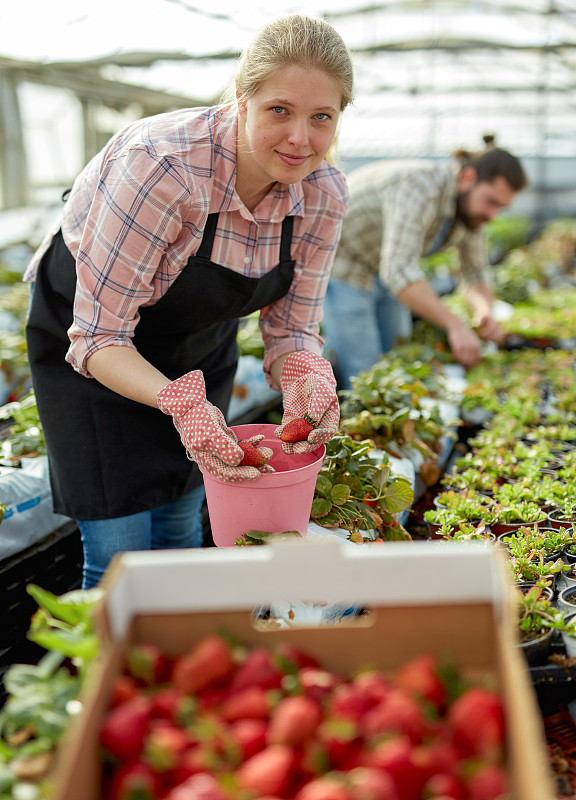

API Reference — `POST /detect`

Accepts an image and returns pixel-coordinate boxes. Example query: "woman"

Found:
[25,15,354,588]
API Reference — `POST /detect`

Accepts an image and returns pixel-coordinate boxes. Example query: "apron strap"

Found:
[280,215,295,262]
[195,213,220,260]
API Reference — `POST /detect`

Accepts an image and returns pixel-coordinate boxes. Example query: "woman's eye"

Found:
[315,113,331,121]
[271,106,286,115]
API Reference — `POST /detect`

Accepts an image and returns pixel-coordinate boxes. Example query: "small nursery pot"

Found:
[547,509,576,531]
[490,517,548,537]
[517,626,555,668]
[558,585,576,614]
[561,612,576,659]
[515,582,554,602]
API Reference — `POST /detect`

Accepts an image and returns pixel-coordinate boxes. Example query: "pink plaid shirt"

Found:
[26,104,348,379]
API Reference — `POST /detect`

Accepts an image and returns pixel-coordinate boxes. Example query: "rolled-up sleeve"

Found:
[66,149,195,375]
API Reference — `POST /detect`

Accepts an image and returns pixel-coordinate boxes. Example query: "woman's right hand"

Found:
[157,371,273,481]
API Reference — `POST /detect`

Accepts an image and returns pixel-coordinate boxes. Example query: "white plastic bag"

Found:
[0,456,71,560]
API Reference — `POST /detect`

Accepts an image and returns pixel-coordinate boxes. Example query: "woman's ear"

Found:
[458,165,478,192]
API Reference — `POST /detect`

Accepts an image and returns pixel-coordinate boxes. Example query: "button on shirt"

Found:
[330,159,490,295]
[25,104,348,380]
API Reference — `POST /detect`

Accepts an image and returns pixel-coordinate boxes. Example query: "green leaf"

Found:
[27,629,100,662]
[383,480,414,513]
[26,585,102,627]
[330,484,351,506]
[311,498,333,519]
[315,474,333,497]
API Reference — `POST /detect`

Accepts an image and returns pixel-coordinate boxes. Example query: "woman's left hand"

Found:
[275,352,340,454]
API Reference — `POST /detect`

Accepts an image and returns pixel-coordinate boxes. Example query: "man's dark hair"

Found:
[453,134,528,192]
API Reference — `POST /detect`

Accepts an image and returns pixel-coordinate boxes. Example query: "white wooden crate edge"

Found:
[103,539,507,640]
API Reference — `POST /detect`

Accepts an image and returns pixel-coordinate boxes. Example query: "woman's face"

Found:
[236,64,341,204]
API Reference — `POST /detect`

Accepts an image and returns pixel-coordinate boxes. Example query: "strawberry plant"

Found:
[0,584,103,796]
[310,434,413,542]
[338,361,451,486]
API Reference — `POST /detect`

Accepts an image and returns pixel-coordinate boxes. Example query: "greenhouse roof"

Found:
[2,0,576,159]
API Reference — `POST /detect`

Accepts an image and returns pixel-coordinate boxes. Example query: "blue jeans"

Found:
[322,277,412,389]
[77,485,206,589]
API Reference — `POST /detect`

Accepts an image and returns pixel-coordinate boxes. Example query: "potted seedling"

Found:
[507,548,570,590]
[515,584,566,667]
[433,520,495,543]
[548,498,576,530]
[440,466,499,495]
[486,500,548,536]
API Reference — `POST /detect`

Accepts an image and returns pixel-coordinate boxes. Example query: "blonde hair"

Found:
[222,15,354,112]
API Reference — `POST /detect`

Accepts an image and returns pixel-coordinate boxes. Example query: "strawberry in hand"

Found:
[280,417,315,443]
[238,438,273,469]
[275,352,340,455]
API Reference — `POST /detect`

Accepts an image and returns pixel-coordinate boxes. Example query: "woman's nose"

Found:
[287,118,310,147]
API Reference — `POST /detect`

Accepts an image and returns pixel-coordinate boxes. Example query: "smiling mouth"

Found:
[276,151,310,166]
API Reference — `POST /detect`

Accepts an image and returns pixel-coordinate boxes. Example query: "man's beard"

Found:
[455,191,488,230]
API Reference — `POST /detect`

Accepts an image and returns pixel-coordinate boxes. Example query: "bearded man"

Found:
[322,136,527,388]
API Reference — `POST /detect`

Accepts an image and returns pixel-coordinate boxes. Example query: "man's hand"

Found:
[475,314,505,345]
[447,321,482,368]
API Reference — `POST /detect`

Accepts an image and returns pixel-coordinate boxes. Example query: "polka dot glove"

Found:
[274,352,340,454]
[157,371,274,482]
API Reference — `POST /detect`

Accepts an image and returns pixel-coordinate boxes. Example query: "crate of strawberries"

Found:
[50,539,555,800]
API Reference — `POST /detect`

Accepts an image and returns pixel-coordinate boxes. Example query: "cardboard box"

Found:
[51,539,555,800]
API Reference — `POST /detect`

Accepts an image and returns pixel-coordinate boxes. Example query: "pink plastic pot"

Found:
[199,423,325,547]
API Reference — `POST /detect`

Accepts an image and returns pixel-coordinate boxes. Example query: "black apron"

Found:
[26,213,296,519]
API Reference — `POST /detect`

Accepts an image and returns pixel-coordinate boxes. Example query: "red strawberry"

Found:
[230,647,284,693]
[346,766,400,800]
[316,718,363,770]
[297,667,342,703]
[150,686,196,726]
[143,721,191,772]
[423,771,466,799]
[100,694,152,762]
[164,772,232,800]
[235,744,297,797]
[267,695,323,746]
[411,739,459,785]
[126,643,168,686]
[169,745,223,786]
[361,688,426,743]
[274,642,321,672]
[108,760,162,800]
[171,635,235,694]
[466,763,510,800]
[352,670,392,708]
[108,674,139,708]
[363,494,379,509]
[280,417,314,443]
[393,655,446,713]
[448,687,506,760]
[220,685,271,722]
[362,735,420,800]
[229,718,269,760]
[294,775,351,800]
[328,682,373,722]
[238,440,268,467]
